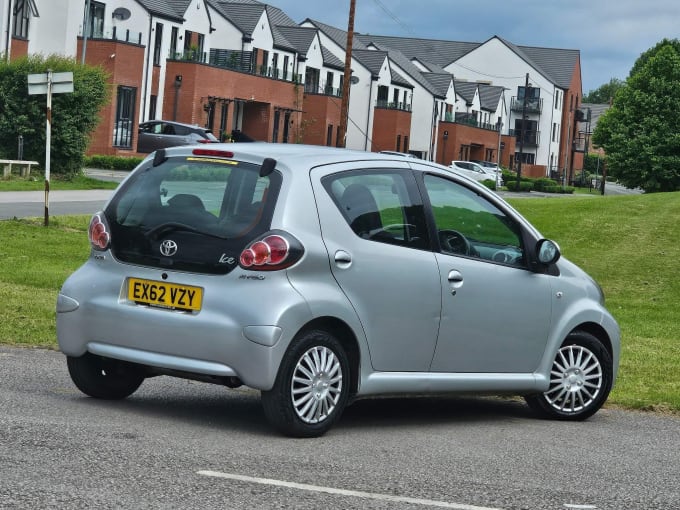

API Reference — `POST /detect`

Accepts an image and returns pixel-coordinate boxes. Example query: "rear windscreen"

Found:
[105,155,280,274]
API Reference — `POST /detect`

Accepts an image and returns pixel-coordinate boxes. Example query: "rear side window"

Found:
[106,155,280,274]
[322,170,429,250]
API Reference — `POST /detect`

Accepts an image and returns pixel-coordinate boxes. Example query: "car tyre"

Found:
[67,353,145,400]
[261,330,350,437]
[525,331,612,420]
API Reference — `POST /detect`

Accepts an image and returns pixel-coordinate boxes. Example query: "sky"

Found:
[265,0,679,94]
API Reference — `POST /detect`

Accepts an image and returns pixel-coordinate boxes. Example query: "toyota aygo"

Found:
[57,144,620,437]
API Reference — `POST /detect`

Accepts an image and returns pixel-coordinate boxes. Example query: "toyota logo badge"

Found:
[160,239,178,257]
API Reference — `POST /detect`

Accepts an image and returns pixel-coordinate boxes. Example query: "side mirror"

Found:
[536,239,560,265]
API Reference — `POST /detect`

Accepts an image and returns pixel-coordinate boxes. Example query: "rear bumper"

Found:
[56,261,312,390]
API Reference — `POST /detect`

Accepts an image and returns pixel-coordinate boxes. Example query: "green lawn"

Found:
[508,193,680,413]
[1,192,678,414]
[0,175,119,191]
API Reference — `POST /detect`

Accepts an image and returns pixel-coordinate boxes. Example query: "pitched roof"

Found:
[580,103,610,133]
[321,46,344,70]
[478,84,505,112]
[391,68,413,89]
[352,49,387,78]
[454,80,478,104]
[304,18,368,51]
[210,1,265,36]
[356,34,479,68]
[134,0,186,21]
[421,73,452,98]
[274,25,317,55]
[367,42,441,97]
[517,45,580,90]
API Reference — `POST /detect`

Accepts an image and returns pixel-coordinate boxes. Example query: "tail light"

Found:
[88,213,110,251]
[239,231,303,271]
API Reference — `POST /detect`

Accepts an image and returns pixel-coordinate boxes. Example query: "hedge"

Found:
[83,155,144,171]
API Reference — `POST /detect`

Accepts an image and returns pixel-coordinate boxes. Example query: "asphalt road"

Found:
[1,345,678,510]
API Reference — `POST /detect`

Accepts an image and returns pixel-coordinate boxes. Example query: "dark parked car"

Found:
[137,120,218,153]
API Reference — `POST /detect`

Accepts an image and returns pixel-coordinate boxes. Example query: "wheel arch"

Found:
[297,316,361,398]
[569,322,613,358]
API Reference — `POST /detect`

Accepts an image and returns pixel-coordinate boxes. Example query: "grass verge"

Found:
[1,192,678,413]
[508,193,680,413]
[0,175,119,191]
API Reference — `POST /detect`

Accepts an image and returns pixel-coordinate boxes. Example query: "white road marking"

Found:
[197,470,504,510]
[564,505,597,509]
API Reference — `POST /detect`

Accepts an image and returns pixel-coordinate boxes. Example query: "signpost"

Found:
[27,70,74,226]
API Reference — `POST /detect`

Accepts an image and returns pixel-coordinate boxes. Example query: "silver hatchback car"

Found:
[57,144,620,437]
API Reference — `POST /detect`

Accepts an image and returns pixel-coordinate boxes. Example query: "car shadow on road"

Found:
[66,378,535,436]
[339,395,535,431]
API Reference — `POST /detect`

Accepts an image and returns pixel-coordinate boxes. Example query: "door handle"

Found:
[447,270,463,295]
[334,250,352,269]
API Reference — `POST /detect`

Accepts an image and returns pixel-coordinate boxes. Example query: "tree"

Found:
[592,42,680,192]
[582,78,624,104]
[0,54,109,175]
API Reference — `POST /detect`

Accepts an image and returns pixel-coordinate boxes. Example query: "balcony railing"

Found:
[453,112,500,131]
[375,99,412,112]
[509,129,540,147]
[80,26,143,45]
[510,96,543,114]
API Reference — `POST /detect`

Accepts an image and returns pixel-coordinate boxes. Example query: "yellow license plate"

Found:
[127,278,203,311]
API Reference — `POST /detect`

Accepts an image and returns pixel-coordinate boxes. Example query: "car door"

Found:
[310,163,441,372]
[419,171,553,373]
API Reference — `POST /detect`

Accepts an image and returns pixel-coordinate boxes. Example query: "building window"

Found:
[327,125,333,146]
[404,136,409,153]
[272,110,280,143]
[149,95,157,120]
[554,90,560,109]
[169,26,178,59]
[219,103,228,141]
[283,112,290,143]
[153,23,163,65]
[396,134,401,152]
[184,30,192,56]
[282,55,290,80]
[197,33,204,60]
[113,86,136,149]
[552,123,559,142]
[272,53,279,79]
[325,71,333,94]
[84,1,105,39]
[13,0,39,38]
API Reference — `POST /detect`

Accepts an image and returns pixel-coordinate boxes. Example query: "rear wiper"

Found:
[145,222,228,241]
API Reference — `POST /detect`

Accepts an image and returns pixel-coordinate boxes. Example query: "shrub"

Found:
[83,155,143,171]
[533,178,558,191]
[503,180,534,192]
[0,55,109,175]
[543,185,575,194]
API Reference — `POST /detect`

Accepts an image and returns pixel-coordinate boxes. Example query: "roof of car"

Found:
[158,143,449,175]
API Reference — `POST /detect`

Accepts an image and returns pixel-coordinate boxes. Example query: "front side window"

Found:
[423,174,525,267]
[323,171,429,250]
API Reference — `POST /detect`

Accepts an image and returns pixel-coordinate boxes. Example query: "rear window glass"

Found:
[105,155,280,274]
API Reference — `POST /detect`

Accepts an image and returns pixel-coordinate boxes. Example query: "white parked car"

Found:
[450,160,501,186]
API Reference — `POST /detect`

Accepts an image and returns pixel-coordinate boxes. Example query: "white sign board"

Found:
[27,72,74,95]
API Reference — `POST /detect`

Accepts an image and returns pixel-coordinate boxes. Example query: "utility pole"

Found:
[337,0,356,148]
[515,73,529,191]
[82,0,91,65]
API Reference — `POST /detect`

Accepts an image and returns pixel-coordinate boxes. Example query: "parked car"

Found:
[57,144,620,437]
[137,120,218,153]
[451,160,502,186]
